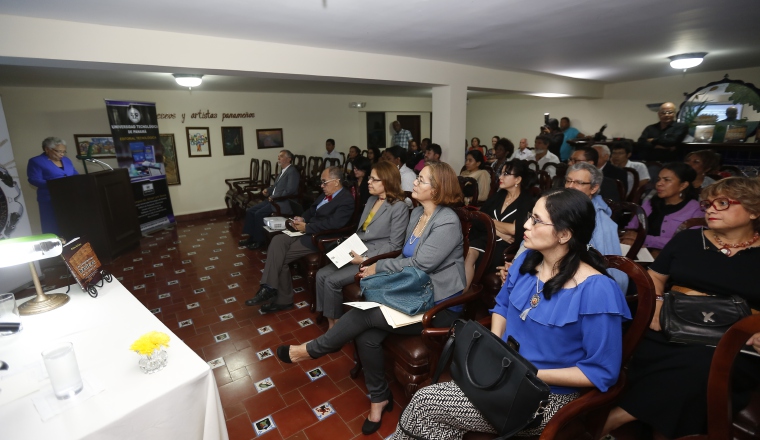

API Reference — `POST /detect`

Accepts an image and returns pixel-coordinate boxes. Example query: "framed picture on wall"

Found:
[159,134,181,185]
[221,126,244,156]
[256,128,284,149]
[186,127,211,157]
[74,134,116,158]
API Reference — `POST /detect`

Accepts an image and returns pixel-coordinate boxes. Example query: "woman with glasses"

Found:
[276,162,465,435]
[26,137,79,235]
[623,162,702,257]
[396,188,631,439]
[315,161,409,329]
[464,159,536,292]
[604,177,760,438]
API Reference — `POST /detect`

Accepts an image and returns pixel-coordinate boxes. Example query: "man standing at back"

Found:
[238,150,299,250]
[559,117,584,161]
[637,102,687,162]
[390,121,413,150]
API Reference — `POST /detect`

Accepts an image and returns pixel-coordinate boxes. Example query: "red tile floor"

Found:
[31,216,407,440]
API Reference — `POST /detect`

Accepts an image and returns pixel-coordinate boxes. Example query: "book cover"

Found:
[61,237,103,290]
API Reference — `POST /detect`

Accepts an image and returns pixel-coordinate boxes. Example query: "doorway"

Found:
[396,115,421,147]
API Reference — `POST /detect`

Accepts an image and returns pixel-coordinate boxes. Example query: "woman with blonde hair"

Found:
[277,162,465,435]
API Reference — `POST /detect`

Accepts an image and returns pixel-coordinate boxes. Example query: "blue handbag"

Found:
[360,266,435,315]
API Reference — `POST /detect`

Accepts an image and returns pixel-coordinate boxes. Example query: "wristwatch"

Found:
[0,165,24,239]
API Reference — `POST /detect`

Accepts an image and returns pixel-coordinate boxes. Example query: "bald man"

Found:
[636,102,687,162]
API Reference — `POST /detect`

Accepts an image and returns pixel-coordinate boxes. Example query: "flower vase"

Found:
[138,348,168,374]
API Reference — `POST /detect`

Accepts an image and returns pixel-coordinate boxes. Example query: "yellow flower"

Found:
[130,331,170,355]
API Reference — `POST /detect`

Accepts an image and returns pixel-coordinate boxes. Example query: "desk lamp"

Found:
[0,234,66,315]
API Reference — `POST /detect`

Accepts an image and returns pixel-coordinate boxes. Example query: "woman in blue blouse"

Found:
[26,137,79,235]
[395,188,631,439]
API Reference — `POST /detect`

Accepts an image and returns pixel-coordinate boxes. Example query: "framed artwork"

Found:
[221,126,244,156]
[159,134,181,185]
[724,125,747,142]
[256,128,284,150]
[74,134,116,158]
[186,127,211,157]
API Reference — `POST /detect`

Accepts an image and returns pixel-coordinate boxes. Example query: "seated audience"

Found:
[535,134,559,177]
[275,162,466,435]
[491,137,515,171]
[510,137,535,161]
[244,167,354,312]
[684,149,721,189]
[315,161,408,329]
[350,156,372,206]
[382,145,416,191]
[604,177,760,438]
[488,135,501,161]
[415,143,442,173]
[395,188,631,439]
[623,162,702,254]
[568,146,621,203]
[323,138,341,160]
[460,149,491,203]
[610,139,650,196]
[469,137,484,155]
[238,150,300,250]
[464,159,536,292]
[405,140,424,170]
[345,145,361,171]
[636,102,687,162]
[366,146,381,164]
[559,117,584,161]
[593,144,628,194]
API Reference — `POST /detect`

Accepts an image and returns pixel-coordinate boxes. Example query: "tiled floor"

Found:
[31,216,406,440]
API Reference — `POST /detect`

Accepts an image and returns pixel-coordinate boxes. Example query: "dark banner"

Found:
[105,100,175,233]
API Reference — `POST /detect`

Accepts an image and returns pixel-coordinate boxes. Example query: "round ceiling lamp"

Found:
[173,74,203,88]
[669,53,707,70]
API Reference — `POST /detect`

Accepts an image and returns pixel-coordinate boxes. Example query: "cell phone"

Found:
[507,335,520,352]
[544,113,550,124]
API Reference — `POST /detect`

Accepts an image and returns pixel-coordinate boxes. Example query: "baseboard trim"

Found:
[174,208,229,223]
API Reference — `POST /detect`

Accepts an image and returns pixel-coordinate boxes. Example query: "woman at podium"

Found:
[27,137,79,235]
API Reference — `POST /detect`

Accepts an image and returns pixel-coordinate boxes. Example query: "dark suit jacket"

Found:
[601,162,628,194]
[299,187,355,250]
[599,177,621,204]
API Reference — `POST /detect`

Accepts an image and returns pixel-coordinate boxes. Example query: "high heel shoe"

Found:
[361,393,393,435]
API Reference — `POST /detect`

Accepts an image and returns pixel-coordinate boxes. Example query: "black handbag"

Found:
[400,319,550,439]
[660,290,751,346]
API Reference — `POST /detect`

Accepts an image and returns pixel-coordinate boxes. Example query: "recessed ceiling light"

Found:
[529,93,570,98]
[669,53,707,70]
[173,74,203,88]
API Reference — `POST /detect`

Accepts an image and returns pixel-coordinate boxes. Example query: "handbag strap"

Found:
[432,322,459,384]
[463,331,511,389]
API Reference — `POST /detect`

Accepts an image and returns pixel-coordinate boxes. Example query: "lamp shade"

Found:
[669,53,707,70]
[0,234,62,268]
[173,74,203,88]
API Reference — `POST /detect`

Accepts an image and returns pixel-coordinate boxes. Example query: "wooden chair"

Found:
[233,160,272,213]
[224,158,259,217]
[537,170,553,191]
[404,191,421,209]
[323,158,341,169]
[293,154,306,170]
[484,167,499,199]
[675,315,760,440]
[525,160,540,172]
[676,217,708,234]
[464,255,656,440]
[458,176,480,207]
[618,202,648,260]
[623,167,640,203]
[343,208,497,398]
[542,162,568,181]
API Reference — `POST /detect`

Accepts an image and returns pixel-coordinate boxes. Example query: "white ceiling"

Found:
[0,0,759,92]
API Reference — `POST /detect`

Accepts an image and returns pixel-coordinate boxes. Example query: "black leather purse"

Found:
[660,290,751,346]
[399,319,550,439]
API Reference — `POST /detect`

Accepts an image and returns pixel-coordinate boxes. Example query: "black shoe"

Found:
[246,242,262,250]
[244,286,277,306]
[238,238,252,246]
[260,302,294,314]
[276,346,292,364]
[361,394,394,435]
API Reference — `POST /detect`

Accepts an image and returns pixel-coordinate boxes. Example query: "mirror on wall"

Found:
[678,77,760,143]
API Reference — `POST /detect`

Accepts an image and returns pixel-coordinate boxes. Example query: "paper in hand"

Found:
[327,233,368,268]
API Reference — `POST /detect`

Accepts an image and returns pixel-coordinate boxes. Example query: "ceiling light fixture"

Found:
[669,53,707,70]
[529,93,570,98]
[173,74,203,88]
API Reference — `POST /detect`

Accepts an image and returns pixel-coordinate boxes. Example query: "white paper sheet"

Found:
[619,244,655,263]
[282,230,304,237]
[344,302,423,328]
[326,234,368,268]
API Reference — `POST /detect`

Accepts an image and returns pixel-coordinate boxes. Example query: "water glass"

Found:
[41,342,84,400]
[0,293,22,336]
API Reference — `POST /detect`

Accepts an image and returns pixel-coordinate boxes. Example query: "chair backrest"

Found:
[458,176,479,206]
[456,207,496,289]
[484,167,499,199]
[676,217,707,234]
[273,161,281,177]
[260,160,272,186]
[614,178,626,202]
[404,191,421,208]
[361,149,368,157]
[323,157,341,169]
[249,158,260,182]
[525,160,539,172]
[623,167,640,202]
[537,170,553,190]
[542,162,568,180]
[293,154,307,170]
[307,156,323,177]
[340,152,346,165]
[606,199,646,233]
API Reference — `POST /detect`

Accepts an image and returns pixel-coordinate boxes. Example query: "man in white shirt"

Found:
[383,145,416,191]
[390,121,414,150]
[535,134,559,178]
[510,138,535,161]
[610,140,650,196]
[323,138,341,161]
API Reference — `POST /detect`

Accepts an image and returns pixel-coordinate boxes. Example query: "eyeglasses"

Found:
[526,213,554,227]
[320,178,339,187]
[51,149,67,155]
[500,171,515,177]
[659,110,675,115]
[367,177,382,183]
[415,175,432,186]
[699,197,742,212]
[565,178,592,186]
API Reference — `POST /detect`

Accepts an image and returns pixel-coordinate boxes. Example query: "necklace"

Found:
[713,231,760,256]
[408,213,431,245]
[520,263,544,321]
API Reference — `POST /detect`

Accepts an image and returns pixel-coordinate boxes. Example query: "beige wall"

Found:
[0,86,431,233]
[466,66,760,147]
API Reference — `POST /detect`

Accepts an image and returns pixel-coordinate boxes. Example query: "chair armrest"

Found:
[352,250,403,284]
[225,177,251,191]
[310,224,357,249]
[420,288,481,329]
[314,236,342,253]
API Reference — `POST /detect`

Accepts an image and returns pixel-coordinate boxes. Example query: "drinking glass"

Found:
[41,342,84,400]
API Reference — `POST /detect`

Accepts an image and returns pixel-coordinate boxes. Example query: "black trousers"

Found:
[306,307,459,402]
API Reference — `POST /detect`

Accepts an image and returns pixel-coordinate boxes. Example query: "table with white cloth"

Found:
[0,279,228,440]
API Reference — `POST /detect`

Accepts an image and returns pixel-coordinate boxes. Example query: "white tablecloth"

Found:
[0,279,229,440]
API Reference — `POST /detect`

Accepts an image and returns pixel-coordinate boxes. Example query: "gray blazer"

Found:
[376,205,465,302]
[355,196,409,258]
[268,164,299,198]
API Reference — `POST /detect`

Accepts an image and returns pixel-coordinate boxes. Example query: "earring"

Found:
[679,192,683,198]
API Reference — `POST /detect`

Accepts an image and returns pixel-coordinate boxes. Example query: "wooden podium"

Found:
[48,169,141,263]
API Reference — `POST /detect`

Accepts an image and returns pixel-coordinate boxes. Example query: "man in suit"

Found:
[568,146,621,204]
[238,149,300,250]
[593,144,628,195]
[246,166,355,313]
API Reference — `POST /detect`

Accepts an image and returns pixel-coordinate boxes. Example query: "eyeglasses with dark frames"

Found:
[699,197,742,212]
[565,178,592,186]
[526,213,554,227]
